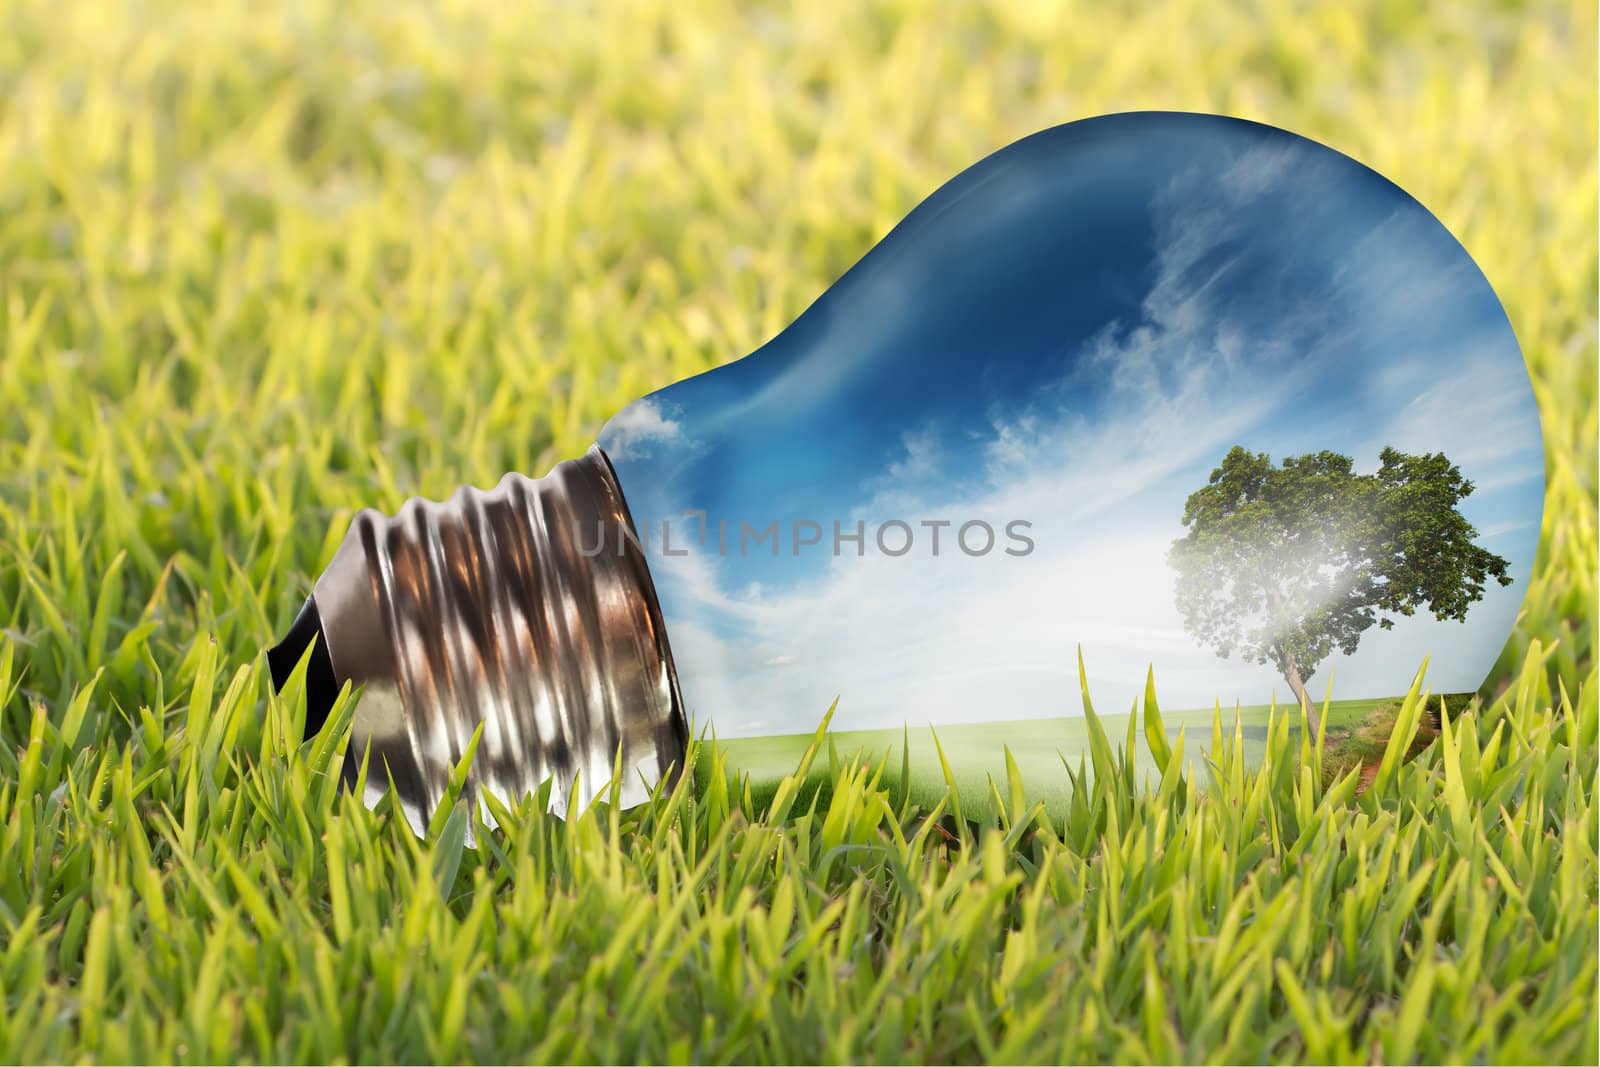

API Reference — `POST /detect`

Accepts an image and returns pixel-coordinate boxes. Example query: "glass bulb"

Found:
[269,112,1543,834]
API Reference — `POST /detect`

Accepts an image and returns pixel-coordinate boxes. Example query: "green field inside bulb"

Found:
[714,696,1417,814]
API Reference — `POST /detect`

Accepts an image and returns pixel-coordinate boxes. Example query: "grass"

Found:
[0,0,1595,1062]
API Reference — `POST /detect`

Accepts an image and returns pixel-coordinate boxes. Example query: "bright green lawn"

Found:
[1,0,1596,1063]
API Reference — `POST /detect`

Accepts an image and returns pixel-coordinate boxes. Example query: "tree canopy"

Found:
[1168,445,1513,729]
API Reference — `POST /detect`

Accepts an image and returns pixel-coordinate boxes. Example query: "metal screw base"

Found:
[269,445,688,835]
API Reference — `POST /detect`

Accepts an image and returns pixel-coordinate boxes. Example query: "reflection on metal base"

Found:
[293,445,687,836]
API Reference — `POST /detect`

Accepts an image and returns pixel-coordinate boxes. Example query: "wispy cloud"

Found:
[603,399,686,460]
[1477,520,1534,539]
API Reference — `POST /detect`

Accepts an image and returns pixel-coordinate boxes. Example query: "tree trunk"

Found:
[1278,649,1321,738]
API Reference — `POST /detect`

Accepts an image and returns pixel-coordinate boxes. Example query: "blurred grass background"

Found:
[0,0,1595,1062]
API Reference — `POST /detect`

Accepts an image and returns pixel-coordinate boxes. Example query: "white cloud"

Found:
[1342,331,1544,504]
[1477,520,1533,539]
[603,399,686,460]
[1389,352,1543,469]
[1332,209,1481,335]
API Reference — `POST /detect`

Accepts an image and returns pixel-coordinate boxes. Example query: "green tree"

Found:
[1168,445,1512,734]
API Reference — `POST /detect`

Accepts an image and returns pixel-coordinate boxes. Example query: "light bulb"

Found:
[268,112,1543,834]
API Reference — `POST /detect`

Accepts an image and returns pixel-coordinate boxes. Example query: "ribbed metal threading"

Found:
[309,445,687,836]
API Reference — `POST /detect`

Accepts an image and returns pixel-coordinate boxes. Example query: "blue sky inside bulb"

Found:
[598,112,1544,737]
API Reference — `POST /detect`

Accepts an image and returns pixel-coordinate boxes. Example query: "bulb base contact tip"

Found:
[265,596,341,741]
